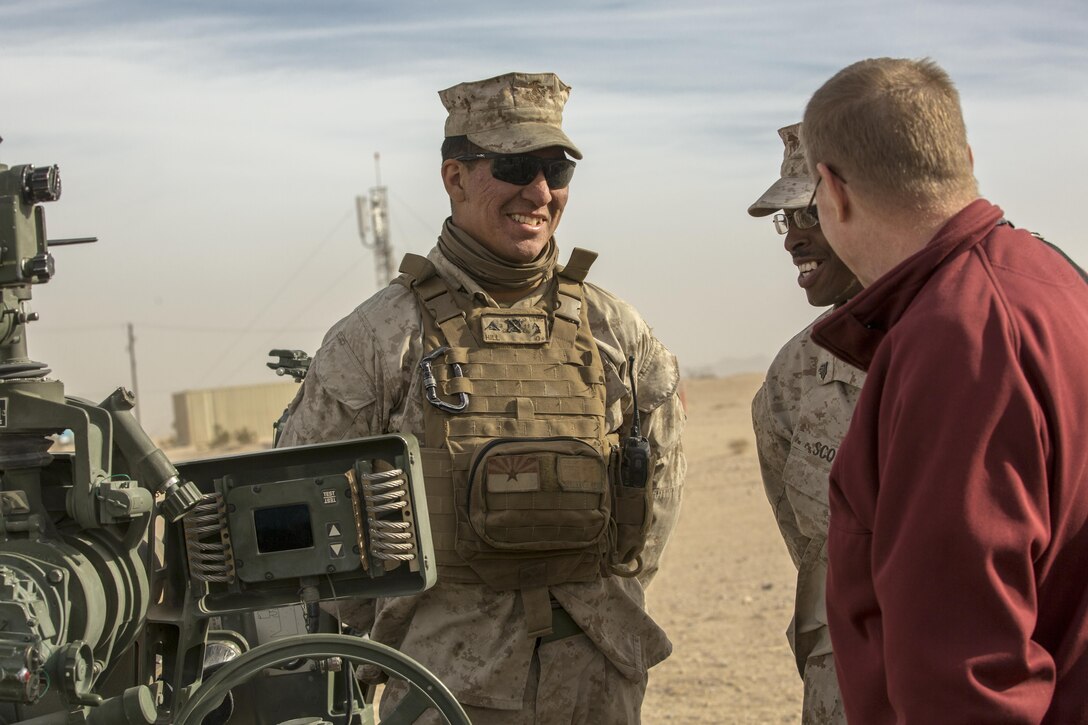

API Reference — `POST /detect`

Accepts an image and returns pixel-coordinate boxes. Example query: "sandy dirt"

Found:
[641,374,802,724]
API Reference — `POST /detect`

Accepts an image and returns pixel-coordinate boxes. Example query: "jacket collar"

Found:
[812,198,1004,370]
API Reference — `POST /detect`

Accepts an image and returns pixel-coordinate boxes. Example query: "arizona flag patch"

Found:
[487,455,542,492]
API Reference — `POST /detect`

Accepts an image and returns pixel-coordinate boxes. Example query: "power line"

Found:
[389,189,439,240]
[214,254,368,386]
[138,325,329,333]
[195,208,355,385]
[32,324,127,333]
[34,324,328,334]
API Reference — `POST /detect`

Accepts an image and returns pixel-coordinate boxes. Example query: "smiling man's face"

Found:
[446,147,568,263]
[782,211,860,307]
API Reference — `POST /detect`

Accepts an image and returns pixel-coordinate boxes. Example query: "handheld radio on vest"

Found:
[620,355,652,488]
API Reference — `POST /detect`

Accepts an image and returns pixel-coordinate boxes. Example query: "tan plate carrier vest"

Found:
[397,249,621,638]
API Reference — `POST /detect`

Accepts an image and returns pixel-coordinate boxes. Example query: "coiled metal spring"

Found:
[359,468,416,562]
[183,493,235,583]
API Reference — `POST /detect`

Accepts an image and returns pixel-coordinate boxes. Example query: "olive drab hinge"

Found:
[557,248,598,282]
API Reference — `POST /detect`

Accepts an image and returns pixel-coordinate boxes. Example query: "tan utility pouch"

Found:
[464,437,610,552]
[608,445,655,574]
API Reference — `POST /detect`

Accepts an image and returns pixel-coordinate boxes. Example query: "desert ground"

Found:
[641,374,802,724]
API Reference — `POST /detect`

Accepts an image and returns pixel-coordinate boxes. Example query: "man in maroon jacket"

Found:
[803,57,1088,724]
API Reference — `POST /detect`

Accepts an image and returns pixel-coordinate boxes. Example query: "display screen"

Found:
[253,503,314,553]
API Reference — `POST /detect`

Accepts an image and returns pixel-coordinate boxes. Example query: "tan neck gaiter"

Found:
[438,219,558,290]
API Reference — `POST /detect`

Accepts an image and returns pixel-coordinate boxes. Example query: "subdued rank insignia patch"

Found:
[487,455,541,492]
[481,310,548,344]
[818,361,829,381]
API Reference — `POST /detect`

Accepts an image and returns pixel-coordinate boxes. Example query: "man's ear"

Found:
[442,159,468,203]
[817,162,848,222]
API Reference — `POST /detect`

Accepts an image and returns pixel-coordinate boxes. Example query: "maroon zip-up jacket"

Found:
[812,199,1088,723]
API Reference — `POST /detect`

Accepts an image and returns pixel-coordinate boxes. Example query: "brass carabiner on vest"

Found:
[419,345,470,413]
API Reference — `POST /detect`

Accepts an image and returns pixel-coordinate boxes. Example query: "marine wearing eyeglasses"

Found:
[748,122,863,725]
[772,177,820,235]
[278,71,686,724]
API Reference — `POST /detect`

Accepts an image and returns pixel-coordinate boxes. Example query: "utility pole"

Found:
[126,322,141,423]
[355,152,396,287]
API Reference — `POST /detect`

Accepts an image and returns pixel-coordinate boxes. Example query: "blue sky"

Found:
[3,0,1086,437]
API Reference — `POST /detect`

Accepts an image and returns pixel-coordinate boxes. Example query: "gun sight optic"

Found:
[22,165,61,203]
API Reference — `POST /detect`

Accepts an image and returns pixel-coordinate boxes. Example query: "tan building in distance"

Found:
[172,381,297,448]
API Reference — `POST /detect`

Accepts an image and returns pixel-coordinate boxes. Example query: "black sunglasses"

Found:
[456,153,576,189]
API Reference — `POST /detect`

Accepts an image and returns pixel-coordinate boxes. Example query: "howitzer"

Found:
[0,142,469,724]
[0,146,202,722]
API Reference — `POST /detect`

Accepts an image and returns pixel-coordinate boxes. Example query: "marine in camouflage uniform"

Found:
[748,124,863,724]
[278,72,685,724]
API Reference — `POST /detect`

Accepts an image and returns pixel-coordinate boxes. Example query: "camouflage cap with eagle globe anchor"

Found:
[748,122,816,216]
[439,72,583,160]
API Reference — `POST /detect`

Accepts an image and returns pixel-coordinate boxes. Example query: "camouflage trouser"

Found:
[802,653,846,725]
[381,632,647,724]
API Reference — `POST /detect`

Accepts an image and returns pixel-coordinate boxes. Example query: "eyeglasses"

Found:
[456,153,576,189]
[772,177,821,234]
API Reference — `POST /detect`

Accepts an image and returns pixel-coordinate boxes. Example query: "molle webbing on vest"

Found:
[402,250,613,636]
[419,447,473,578]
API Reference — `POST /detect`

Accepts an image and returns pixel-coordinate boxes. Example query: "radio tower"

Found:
[356,152,396,286]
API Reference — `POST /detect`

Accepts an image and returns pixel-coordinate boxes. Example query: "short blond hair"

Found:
[802,57,977,209]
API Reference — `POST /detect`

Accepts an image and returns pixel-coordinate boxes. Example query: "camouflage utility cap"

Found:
[748,122,814,217]
[439,72,583,160]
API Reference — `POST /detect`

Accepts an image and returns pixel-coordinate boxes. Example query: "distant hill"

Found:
[684,355,769,379]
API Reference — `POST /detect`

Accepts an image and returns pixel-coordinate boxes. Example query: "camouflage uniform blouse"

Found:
[751,311,864,722]
[278,246,686,709]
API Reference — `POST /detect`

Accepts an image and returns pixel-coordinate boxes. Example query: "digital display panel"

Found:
[253,503,314,553]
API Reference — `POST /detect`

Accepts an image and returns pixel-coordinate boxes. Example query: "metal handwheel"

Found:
[173,634,470,725]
